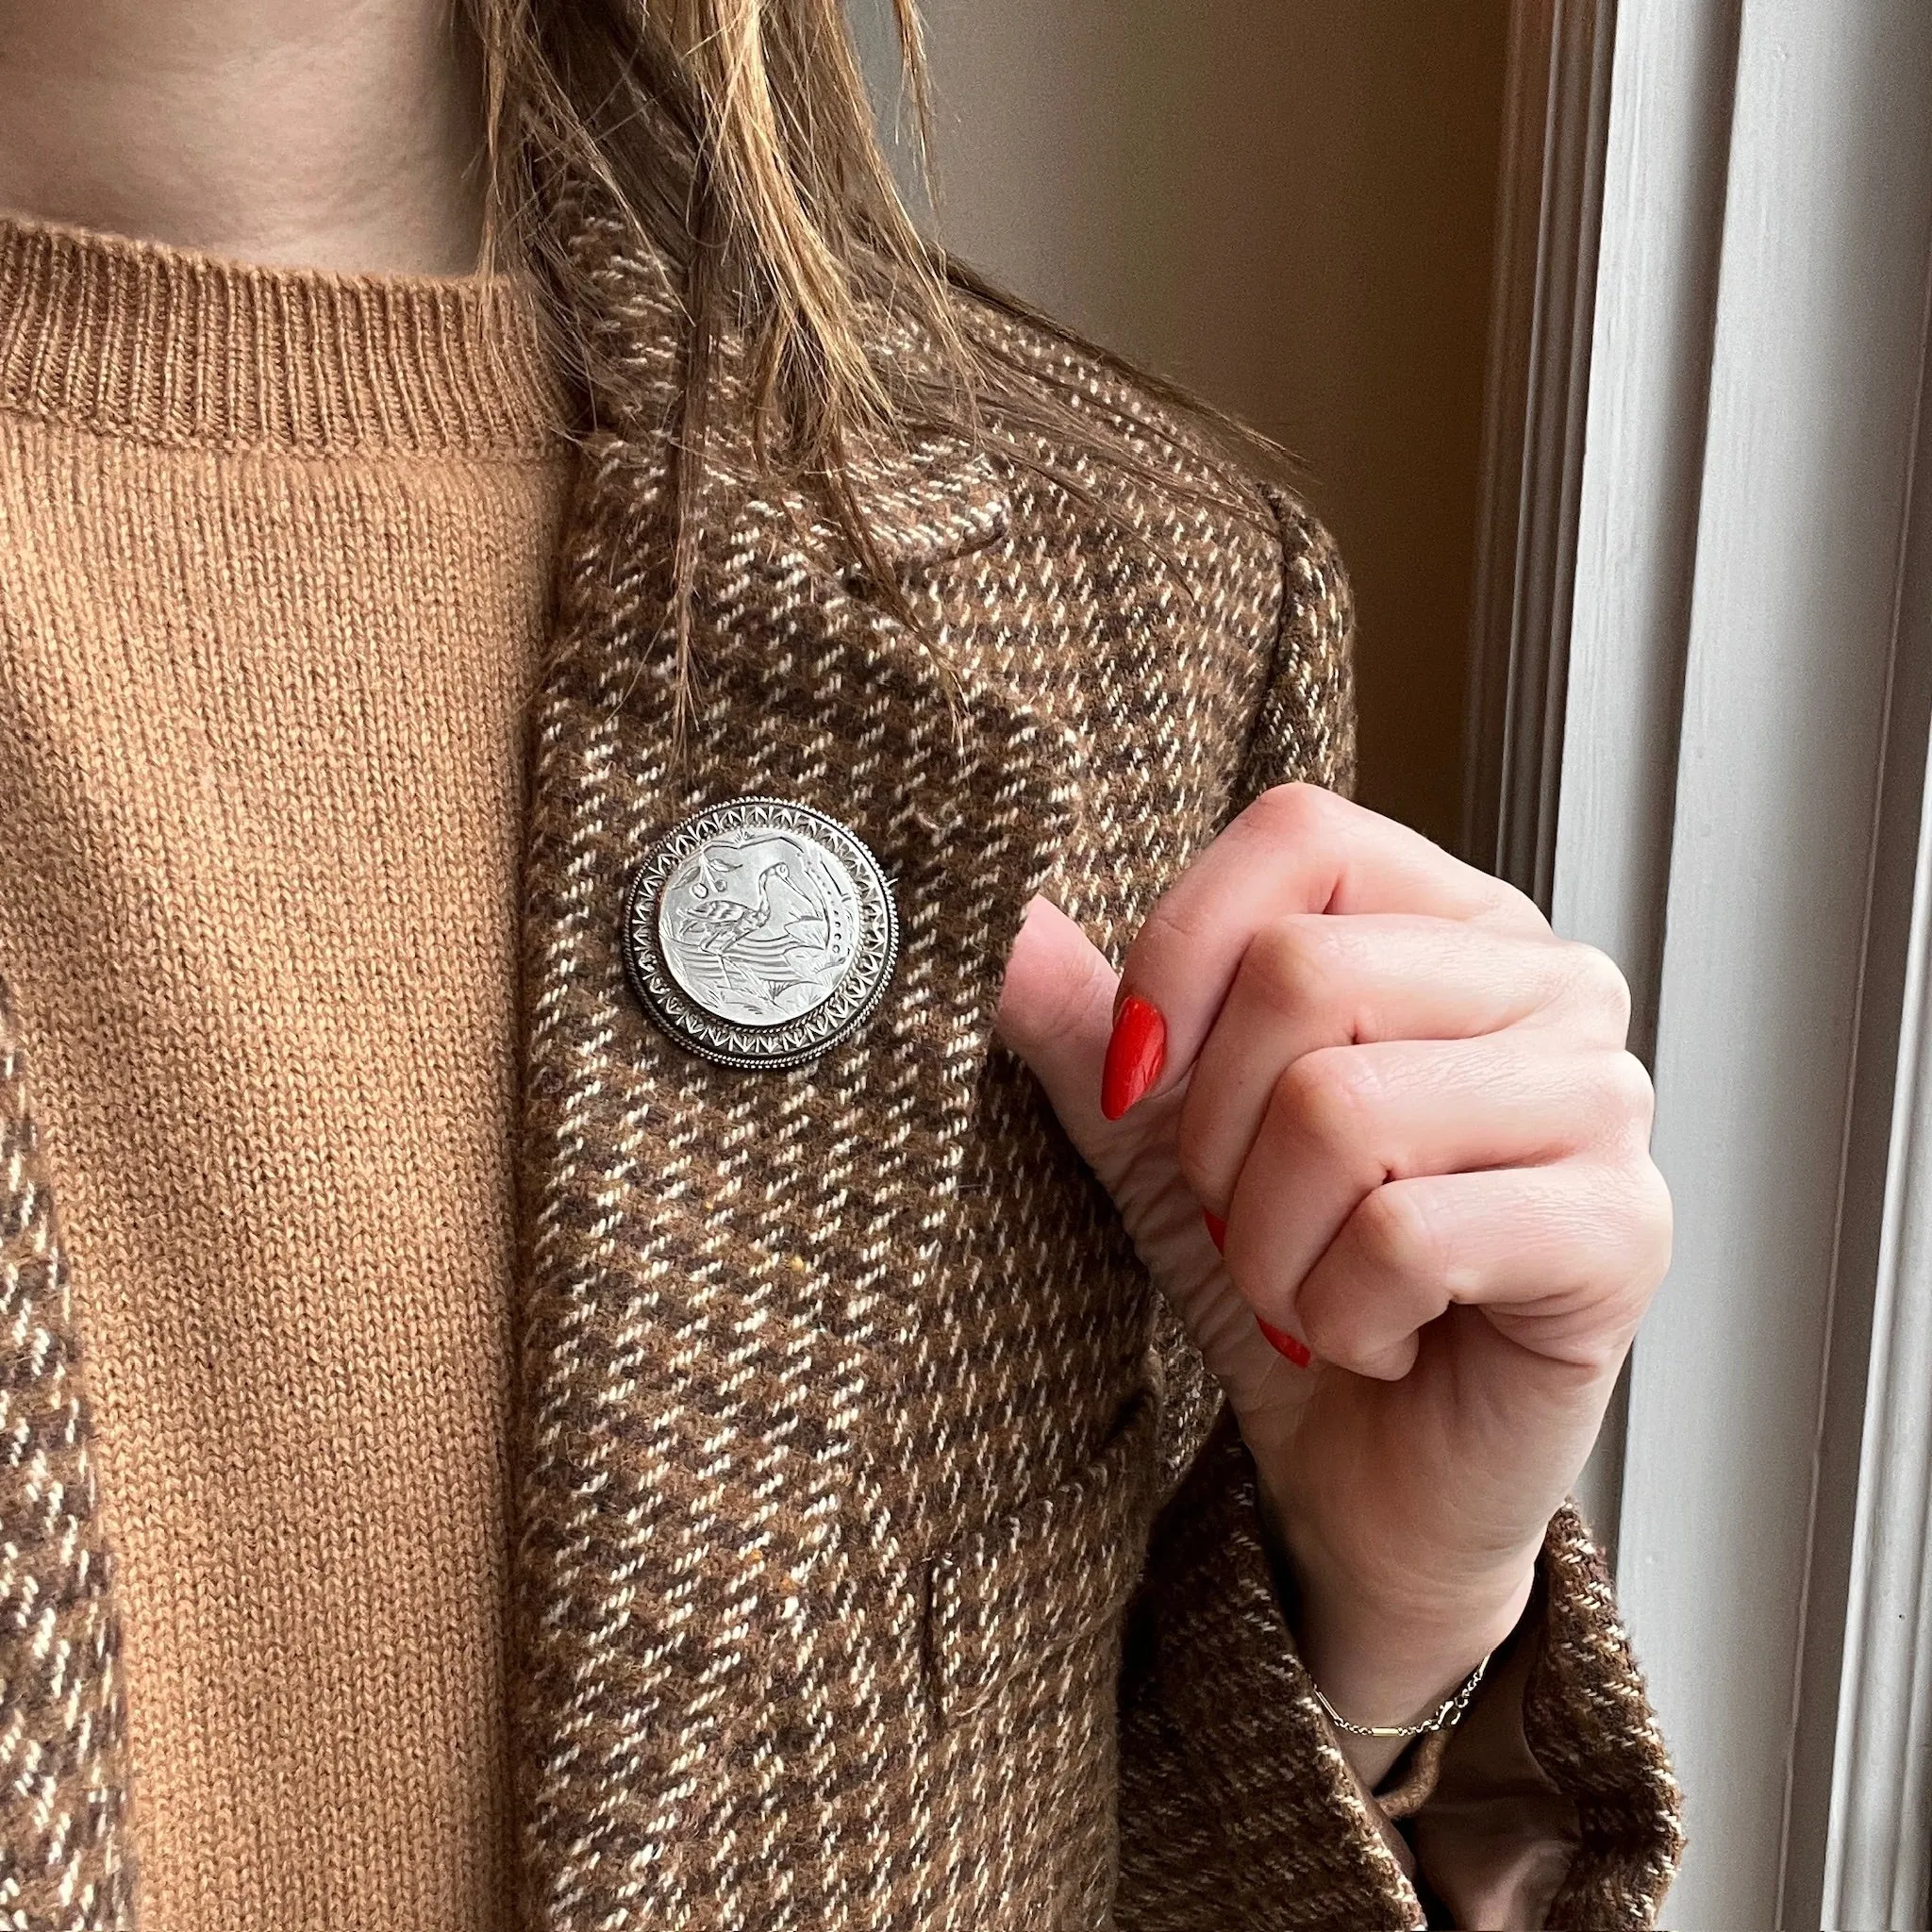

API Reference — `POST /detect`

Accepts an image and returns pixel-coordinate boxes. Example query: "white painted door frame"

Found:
[1482,1,1932,1923]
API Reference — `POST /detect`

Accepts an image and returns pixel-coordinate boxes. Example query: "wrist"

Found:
[1292,1557,1532,1732]
[1252,1467,1539,1778]
[1295,1557,1532,1791]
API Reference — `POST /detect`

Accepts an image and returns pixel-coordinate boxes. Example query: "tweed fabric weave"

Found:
[0,983,133,1927]
[507,209,1682,1929]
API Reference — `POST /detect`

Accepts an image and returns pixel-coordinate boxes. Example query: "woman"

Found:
[0,1,1680,1927]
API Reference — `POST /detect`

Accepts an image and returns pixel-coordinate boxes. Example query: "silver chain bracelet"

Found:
[1310,1650,1492,1741]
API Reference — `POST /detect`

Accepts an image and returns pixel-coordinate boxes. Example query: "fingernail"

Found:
[1101,995,1167,1120]
[1203,1209,1226,1252]
[1257,1315,1313,1369]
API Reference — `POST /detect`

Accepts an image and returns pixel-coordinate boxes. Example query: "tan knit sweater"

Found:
[0,214,572,1931]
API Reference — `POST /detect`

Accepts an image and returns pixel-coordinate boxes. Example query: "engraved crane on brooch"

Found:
[665,832,857,1022]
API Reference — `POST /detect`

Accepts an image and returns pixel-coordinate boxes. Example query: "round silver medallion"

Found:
[623,796,900,1070]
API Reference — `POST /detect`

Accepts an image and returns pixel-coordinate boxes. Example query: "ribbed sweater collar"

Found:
[0,210,566,458]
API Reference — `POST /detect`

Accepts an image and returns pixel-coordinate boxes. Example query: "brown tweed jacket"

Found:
[0,256,1681,1928]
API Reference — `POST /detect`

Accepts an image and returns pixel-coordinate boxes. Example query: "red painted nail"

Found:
[1257,1316,1313,1369]
[1203,1209,1227,1252]
[1101,995,1167,1121]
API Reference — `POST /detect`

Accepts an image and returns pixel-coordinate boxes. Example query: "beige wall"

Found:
[891,2,1508,847]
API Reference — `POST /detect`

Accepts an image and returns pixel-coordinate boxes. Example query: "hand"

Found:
[994,784,1670,1784]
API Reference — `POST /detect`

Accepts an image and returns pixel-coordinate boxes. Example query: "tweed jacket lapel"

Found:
[509,347,1086,1918]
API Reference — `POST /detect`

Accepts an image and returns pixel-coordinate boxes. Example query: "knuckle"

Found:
[1626,1160,1674,1273]
[1137,891,1216,964]
[1576,1159,1673,1321]
[1243,916,1339,1017]
[1491,877,1552,935]
[1274,1046,1377,1153]
[1241,780,1343,850]
[1297,1293,1350,1361]
[1300,1286,1416,1382]
[1462,865,1549,935]
[1352,1184,1443,1283]
[1601,1049,1657,1139]
[1561,941,1634,1036]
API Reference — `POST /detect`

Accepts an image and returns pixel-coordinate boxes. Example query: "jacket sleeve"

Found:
[1111,493,1685,1931]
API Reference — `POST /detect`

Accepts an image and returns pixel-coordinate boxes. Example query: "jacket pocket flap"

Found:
[926,1389,1162,1722]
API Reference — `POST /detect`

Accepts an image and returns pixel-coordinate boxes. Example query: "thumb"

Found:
[994,894,1124,1166]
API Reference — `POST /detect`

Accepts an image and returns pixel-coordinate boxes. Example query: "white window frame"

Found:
[1477,1,1932,1922]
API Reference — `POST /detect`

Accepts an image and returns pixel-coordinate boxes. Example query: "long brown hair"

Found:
[473,0,1278,676]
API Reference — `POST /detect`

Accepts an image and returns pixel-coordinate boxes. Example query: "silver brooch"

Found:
[622,796,900,1069]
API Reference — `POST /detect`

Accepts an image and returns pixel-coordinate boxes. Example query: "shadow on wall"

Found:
[856,0,1508,850]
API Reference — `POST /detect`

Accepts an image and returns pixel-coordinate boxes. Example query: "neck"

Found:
[0,1,487,275]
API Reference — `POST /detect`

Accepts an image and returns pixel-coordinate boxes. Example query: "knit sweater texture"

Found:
[0,212,572,1932]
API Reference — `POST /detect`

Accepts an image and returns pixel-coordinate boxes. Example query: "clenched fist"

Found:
[996,783,1669,1784]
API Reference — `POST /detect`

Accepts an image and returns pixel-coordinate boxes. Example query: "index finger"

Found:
[1105,784,1546,1115]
